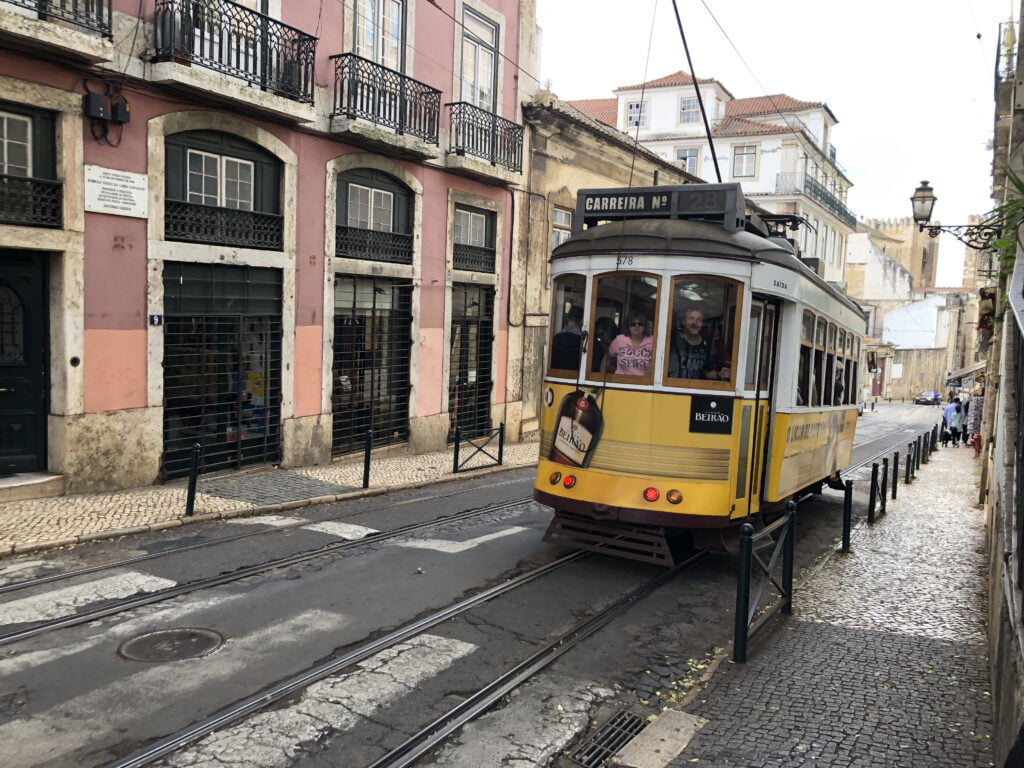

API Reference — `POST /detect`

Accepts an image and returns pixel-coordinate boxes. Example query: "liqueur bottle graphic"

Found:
[549,389,604,467]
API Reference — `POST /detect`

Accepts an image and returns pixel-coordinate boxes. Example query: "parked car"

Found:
[914,390,941,405]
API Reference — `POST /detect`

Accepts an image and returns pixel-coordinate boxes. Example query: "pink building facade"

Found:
[0,0,536,494]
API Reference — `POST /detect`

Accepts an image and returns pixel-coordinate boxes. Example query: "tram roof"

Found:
[551,217,865,319]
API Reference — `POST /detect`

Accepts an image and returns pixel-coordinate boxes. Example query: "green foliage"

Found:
[985,164,1024,269]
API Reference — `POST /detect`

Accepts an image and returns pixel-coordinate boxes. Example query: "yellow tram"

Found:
[534,184,866,562]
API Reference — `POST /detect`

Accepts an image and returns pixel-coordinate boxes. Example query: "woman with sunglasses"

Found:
[605,310,652,376]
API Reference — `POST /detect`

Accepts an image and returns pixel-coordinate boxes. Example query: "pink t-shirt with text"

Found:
[609,334,652,376]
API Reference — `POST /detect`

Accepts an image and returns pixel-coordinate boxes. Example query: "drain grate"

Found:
[119,628,224,662]
[568,709,648,768]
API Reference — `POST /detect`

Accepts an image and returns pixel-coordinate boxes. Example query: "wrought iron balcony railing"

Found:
[0,175,63,229]
[165,200,283,250]
[330,54,441,144]
[775,172,856,229]
[336,226,413,264]
[2,0,112,37]
[446,102,523,173]
[153,0,317,104]
[453,244,495,273]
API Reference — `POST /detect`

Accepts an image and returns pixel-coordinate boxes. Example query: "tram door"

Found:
[738,298,778,517]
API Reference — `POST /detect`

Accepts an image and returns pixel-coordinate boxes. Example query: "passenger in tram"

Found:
[605,310,653,376]
[591,316,617,372]
[668,306,730,380]
[550,306,584,370]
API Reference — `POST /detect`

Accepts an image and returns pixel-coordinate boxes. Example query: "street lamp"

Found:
[910,180,1000,250]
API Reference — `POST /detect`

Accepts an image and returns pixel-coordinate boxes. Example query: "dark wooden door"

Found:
[0,254,47,474]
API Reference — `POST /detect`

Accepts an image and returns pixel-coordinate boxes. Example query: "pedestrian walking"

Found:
[949,403,964,447]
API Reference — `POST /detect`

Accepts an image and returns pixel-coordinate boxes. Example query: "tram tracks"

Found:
[106,548,710,768]
[0,496,534,647]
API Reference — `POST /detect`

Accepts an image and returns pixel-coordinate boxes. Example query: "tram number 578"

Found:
[616,255,634,267]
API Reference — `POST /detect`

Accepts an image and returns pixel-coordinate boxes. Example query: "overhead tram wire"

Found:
[670,0,720,182]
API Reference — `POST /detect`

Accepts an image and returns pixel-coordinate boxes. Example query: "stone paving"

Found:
[670,444,993,767]
[0,440,540,557]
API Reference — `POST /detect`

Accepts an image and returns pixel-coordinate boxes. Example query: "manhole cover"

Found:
[118,628,224,662]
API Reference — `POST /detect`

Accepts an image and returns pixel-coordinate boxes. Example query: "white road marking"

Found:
[393,526,530,553]
[225,515,306,527]
[0,610,347,768]
[302,521,378,539]
[0,559,49,579]
[161,634,477,768]
[0,572,177,625]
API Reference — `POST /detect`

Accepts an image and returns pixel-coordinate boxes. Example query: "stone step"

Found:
[0,472,65,502]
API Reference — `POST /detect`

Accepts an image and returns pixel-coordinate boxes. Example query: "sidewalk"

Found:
[0,440,540,557]
[668,443,992,767]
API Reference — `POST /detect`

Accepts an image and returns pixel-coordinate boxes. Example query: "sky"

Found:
[534,0,1014,285]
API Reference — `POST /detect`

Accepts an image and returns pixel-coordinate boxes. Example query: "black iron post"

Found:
[922,433,929,464]
[782,502,796,614]
[880,458,888,515]
[185,442,202,517]
[841,480,853,553]
[932,425,939,452]
[915,436,923,472]
[868,462,878,524]
[733,523,754,663]
[892,451,899,500]
[905,444,913,484]
[452,426,461,474]
[498,422,505,465]
[362,428,373,489]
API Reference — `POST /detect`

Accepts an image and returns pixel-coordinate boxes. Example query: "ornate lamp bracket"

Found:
[920,224,1000,251]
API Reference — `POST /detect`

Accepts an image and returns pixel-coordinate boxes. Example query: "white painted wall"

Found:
[882,295,946,348]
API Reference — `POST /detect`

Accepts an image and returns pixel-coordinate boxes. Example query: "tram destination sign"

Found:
[575,183,745,233]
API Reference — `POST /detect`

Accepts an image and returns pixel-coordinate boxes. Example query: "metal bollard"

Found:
[922,433,929,464]
[782,502,796,615]
[880,458,888,515]
[915,436,923,472]
[868,462,878,524]
[932,425,939,452]
[841,480,853,553]
[905,444,913,484]
[733,523,754,663]
[362,428,373,489]
[185,442,202,517]
[891,451,899,500]
[452,426,461,474]
[498,422,505,465]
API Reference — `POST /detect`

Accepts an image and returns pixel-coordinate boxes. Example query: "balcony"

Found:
[165,200,283,250]
[152,0,317,121]
[335,226,413,264]
[0,0,114,61]
[775,172,856,229]
[329,54,441,159]
[445,102,523,183]
[0,175,63,229]
[453,243,495,273]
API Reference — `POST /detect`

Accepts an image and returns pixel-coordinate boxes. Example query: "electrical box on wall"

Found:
[84,93,111,120]
[112,101,131,124]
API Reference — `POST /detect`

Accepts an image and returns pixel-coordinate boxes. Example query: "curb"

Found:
[1,458,538,558]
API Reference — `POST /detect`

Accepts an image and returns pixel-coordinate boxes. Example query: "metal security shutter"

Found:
[162,262,282,479]
[331,275,413,455]
[448,283,494,441]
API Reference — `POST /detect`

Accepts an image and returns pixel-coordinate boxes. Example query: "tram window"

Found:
[837,329,847,404]
[592,273,659,381]
[798,312,814,407]
[744,306,761,391]
[664,277,739,386]
[548,274,586,374]
[813,318,826,407]
[824,323,837,406]
[760,306,775,391]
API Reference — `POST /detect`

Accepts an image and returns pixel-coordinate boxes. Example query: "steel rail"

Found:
[105,549,592,768]
[0,497,533,646]
[367,549,711,768]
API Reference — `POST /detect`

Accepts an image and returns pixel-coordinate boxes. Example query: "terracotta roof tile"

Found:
[565,98,617,127]
[726,94,824,117]
[615,70,715,91]
[713,116,793,136]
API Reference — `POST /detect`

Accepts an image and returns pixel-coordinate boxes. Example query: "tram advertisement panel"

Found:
[689,395,734,435]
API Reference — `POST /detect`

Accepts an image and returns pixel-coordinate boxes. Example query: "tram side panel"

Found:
[764,408,858,501]
[535,383,770,528]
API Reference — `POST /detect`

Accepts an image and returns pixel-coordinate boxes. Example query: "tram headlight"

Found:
[643,487,660,502]
[548,471,562,485]
[666,489,683,505]
[563,475,577,489]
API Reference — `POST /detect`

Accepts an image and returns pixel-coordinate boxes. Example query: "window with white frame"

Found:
[679,97,699,124]
[461,8,498,111]
[455,207,489,247]
[347,183,394,232]
[0,111,31,177]
[355,0,404,70]
[676,148,698,175]
[626,101,647,128]
[187,150,254,210]
[732,145,756,178]
[551,208,572,249]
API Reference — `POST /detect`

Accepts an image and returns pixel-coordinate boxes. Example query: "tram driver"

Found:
[668,306,730,381]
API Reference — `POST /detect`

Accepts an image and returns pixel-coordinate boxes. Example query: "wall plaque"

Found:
[85,165,148,218]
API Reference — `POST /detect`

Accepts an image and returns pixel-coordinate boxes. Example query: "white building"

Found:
[569,71,856,284]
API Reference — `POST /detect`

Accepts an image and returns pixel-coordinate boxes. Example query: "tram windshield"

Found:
[548,274,587,374]
[664,277,740,388]
[590,273,659,381]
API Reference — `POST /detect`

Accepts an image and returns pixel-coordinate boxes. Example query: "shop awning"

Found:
[946,360,987,385]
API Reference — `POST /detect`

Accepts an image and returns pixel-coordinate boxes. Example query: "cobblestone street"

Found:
[672,444,992,767]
